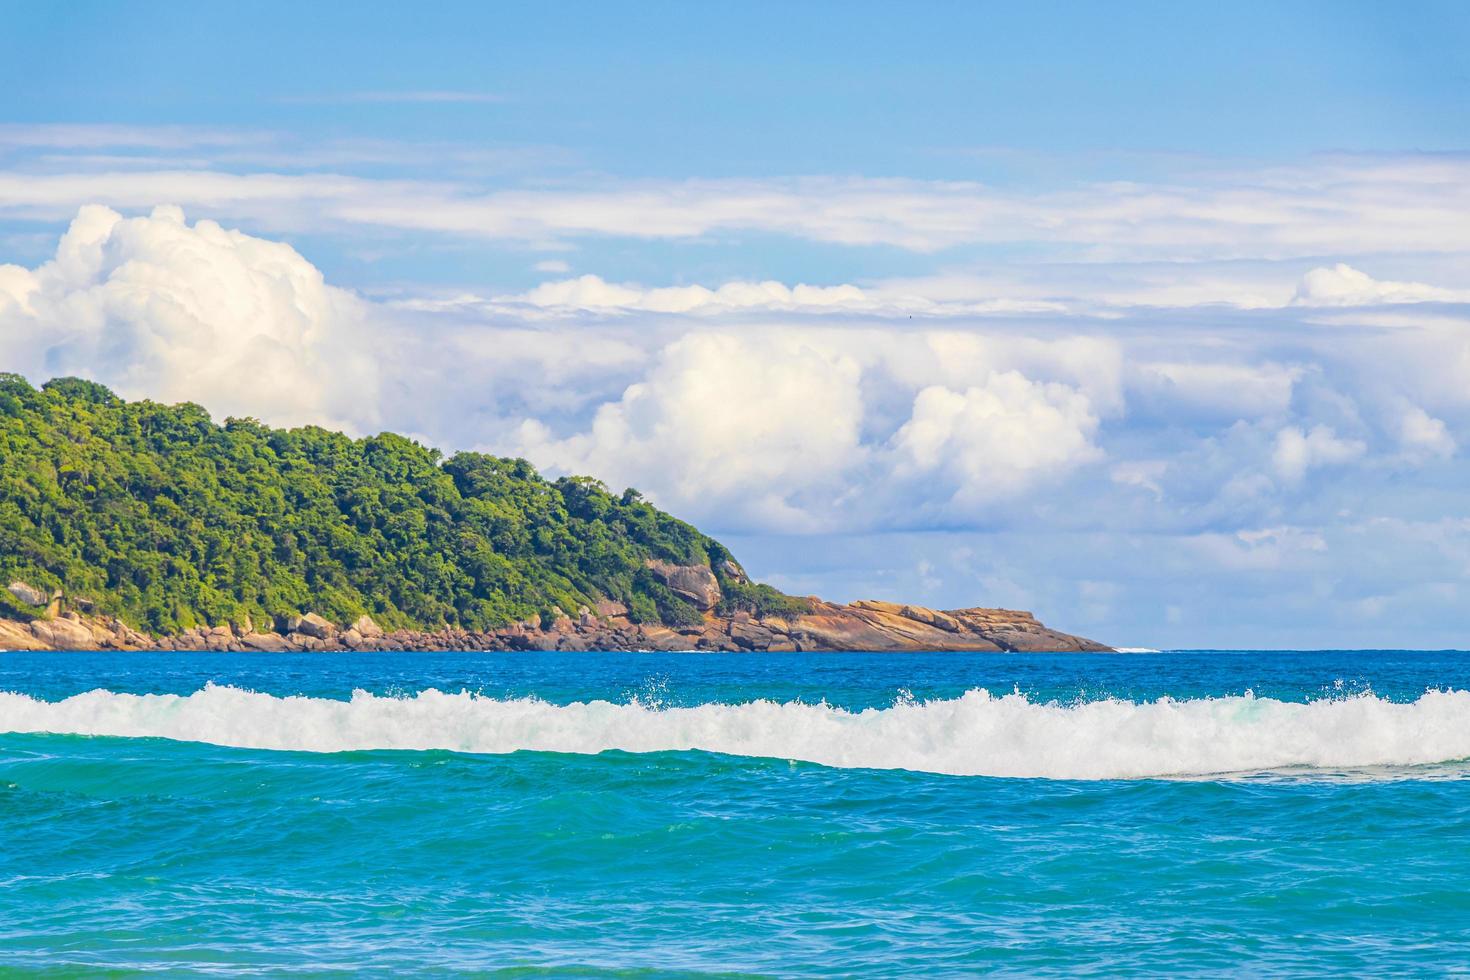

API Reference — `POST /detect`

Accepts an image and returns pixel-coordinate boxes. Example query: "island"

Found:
[0,375,1108,653]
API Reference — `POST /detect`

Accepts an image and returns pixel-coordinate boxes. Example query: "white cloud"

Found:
[1272,425,1366,483]
[1188,526,1329,572]
[515,332,867,529]
[533,259,571,274]
[891,373,1102,507]
[1292,263,1469,307]
[1110,460,1167,499]
[0,204,378,432]
[4,155,1470,263]
[514,274,877,315]
[1396,404,1456,460]
[1133,361,1301,420]
[510,332,1110,529]
[397,274,1063,320]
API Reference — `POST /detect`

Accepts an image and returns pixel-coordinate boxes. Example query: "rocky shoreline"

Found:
[1,590,1109,654]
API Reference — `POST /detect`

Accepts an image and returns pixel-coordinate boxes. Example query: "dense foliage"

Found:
[0,375,795,634]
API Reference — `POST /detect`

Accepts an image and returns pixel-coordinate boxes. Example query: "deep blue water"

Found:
[3,650,1470,975]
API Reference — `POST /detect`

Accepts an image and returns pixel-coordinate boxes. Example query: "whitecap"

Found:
[3,683,1469,780]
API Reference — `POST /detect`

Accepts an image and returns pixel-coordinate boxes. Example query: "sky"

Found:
[2,1,1469,648]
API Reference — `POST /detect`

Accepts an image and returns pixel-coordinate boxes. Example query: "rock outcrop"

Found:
[0,597,1109,653]
[645,560,723,610]
[7,581,49,608]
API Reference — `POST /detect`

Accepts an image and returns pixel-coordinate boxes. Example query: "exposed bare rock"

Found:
[29,617,97,650]
[902,604,961,632]
[730,620,775,650]
[351,614,383,638]
[7,581,48,607]
[4,592,1108,653]
[646,560,722,610]
[0,618,49,650]
[295,613,335,639]
[770,599,1109,652]
[595,599,629,619]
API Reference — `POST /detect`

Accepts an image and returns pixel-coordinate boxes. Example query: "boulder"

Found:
[295,612,335,639]
[0,618,49,650]
[646,560,722,611]
[7,581,48,607]
[595,599,629,619]
[719,559,749,584]
[729,620,774,650]
[29,617,97,650]
[351,614,384,638]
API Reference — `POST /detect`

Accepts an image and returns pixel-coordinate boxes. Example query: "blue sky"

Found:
[2,2,1469,647]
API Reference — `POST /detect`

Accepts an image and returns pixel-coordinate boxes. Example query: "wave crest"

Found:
[3,685,1469,779]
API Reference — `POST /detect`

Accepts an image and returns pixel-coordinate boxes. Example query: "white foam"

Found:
[3,684,1469,779]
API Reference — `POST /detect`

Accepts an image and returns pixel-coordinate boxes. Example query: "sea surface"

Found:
[3,649,1470,976]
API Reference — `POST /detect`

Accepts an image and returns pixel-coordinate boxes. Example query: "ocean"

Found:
[3,649,1469,976]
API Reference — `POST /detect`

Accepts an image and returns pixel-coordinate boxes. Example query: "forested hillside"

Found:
[0,374,797,634]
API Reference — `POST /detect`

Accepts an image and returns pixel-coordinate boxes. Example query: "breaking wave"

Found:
[3,684,1470,779]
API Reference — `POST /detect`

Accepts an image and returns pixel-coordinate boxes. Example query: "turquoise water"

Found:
[3,651,1470,975]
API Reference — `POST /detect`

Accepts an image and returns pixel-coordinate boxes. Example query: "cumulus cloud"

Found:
[0,204,378,431]
[1292,263,1469,307]
[891,373,1102,507]
[510,331,1110,529]
[1272,425,1366,484]
[515,332,867,529]
[1395,404,1456,460]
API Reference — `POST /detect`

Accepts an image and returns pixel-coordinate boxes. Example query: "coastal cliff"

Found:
[0,375,1109,653]
[0,596,1108,653]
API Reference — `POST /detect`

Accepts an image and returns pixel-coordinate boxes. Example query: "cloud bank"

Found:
[3,153,1470,264]
[4,205,1470,647]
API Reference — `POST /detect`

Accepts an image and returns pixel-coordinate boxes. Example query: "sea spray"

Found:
[4,683,1470,778]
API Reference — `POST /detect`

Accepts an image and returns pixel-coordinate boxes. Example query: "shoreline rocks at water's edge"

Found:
[0,589,1110,654]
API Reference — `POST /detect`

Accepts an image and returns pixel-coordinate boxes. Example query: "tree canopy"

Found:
[0,374,797,634]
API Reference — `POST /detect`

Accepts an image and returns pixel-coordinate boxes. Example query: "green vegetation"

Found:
[715,579,809,620]
[0,374,793,635]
